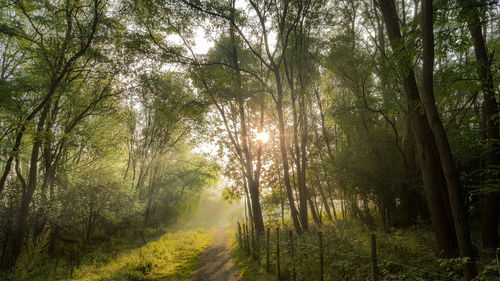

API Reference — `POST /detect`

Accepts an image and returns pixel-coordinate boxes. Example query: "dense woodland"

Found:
[0,0,499,280]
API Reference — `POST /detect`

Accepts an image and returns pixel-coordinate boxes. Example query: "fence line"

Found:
[236,221,466,281]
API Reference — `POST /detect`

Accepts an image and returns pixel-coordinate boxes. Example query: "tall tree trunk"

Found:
[275,73,302,233]
[378,0,459,258]
[299,90,310,229]
[421,1,476,278]
[237,88,264,233]
[252,100,267,233]
[242,174,254,227]
[247,179,264,232]
[458,0,499,256]
[340,192,345,219]
[274,153,286,226]
[328,189,338,220]
[403,116,422,210]
[308,192,320,225]
[8,104,50,270]
[229,5,265,232]
[0,205,13,269]
[317,179,333,222]
[144,168,157,224]
[291,88,308,230]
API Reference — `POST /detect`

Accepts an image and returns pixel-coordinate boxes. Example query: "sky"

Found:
[192,26,214,55]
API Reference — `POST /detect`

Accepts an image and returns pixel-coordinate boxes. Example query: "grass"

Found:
[230,230,275,281]
[232,219,499,281]
[72,227,214,281]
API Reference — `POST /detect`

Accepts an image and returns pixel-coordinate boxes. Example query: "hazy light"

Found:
[256,131,270,143]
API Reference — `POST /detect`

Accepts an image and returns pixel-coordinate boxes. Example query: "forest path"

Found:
[190,227,240,281]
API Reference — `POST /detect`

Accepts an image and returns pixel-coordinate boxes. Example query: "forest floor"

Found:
[190,228,240,281]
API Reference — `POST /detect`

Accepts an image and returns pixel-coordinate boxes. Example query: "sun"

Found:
[256,131,270,143]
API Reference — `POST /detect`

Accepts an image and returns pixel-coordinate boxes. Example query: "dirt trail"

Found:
[190,228,240,281]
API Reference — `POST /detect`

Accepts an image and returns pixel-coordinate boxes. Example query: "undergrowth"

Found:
[73,227,214,281]
[233,219,500,281]
[5,227,214,281]
[230,230,275,281]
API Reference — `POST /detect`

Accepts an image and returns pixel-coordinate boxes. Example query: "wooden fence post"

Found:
[244,223,250,254]
[246,224,250,254]
[237,221,242,248]
[251,223,256,258]
[243,223,247,253]
[370,233,378,281]
[256,229,261,263]
[319,231,324,281]
[276,227,281,280]
[289,230,296,281]
[266,228,270,272]
[242,223,246,249]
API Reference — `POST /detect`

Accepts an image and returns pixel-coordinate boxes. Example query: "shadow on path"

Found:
[190,228,239,281]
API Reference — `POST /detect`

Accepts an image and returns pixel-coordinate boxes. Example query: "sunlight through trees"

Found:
[0,0,499,280]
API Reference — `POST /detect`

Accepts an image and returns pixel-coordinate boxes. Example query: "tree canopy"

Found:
[0,0,499,280]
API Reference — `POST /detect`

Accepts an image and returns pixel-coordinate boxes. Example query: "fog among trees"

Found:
[0,0,498,280]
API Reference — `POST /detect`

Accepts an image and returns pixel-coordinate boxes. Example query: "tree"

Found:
[127,73,205,223]
[421,0,476,277]
[457,0,499,255]
[189,28,267,232]
[377,0,459,259]
[0,0,107,269]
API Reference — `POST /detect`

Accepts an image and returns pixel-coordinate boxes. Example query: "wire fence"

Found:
[236,221,475,281]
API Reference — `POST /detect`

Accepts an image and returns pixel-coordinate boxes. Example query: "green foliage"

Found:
[0,0,217,272]
[231,232,275,281]
[472,258,500,281]
[73,228,214,281]
[1,0,500,280]
[236,221,468,281]
[8,231,52,281]
[5,227,213,281]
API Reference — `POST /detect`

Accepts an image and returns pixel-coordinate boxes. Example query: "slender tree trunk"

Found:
[402,116,421,214]
[228,5,265,232]
[299,91,310,229]
[308,194,320,226]
[317,179,333,222]
[378,0,460,258]
[290,85,308,230]
[421,1,476,278]
[252,100,268,234]
[238,98,263,233]
[248,179,264,232]
[0,92,56,195]
[275,153,286,226]
[242,175,254,226]
[458,0,499,256]
[86,211,94,244]
[340,192,345,219]
[0,0,99,195]
[0,205,13,269]
[8,104,50,270]
[144,169,157,224]
[275,73,302,233]
[237,93,264,233]
[328,189,338,220]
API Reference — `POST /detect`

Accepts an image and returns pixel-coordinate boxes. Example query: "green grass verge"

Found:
[230,232,275,281]
[73,228,214,281]
[231,220,494,281]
